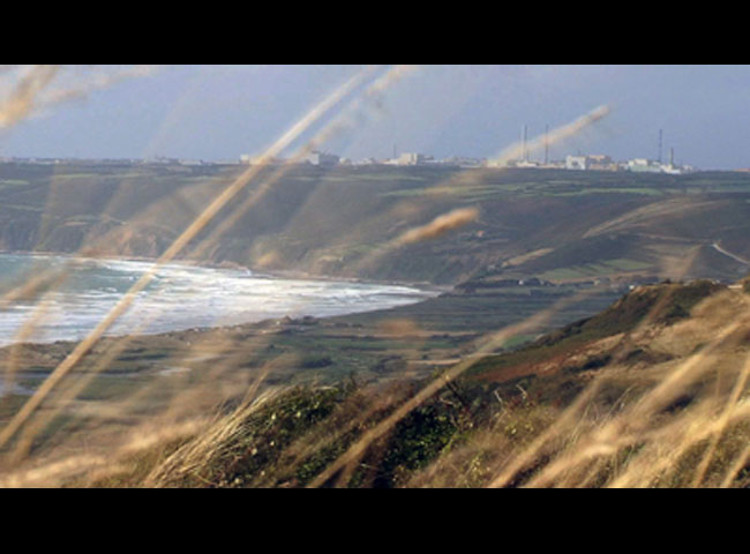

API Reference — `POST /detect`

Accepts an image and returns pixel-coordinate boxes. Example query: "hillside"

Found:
[38,279,740,488]
[2,161,750,487]
[2,162,750,285]
[3,278,748,488]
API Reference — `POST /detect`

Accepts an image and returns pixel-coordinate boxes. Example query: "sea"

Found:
[0,253,436,347]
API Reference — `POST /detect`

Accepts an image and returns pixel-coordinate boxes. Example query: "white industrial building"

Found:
[626,157,690,174]
[394,152,428,166]
[306,151,340,167]
[565,155,588,170]
[627,158,663,173]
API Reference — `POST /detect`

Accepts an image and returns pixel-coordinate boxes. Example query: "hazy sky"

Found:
[2,65,750,170]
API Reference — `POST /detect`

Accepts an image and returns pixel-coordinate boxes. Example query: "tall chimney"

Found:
[658,129,663,164]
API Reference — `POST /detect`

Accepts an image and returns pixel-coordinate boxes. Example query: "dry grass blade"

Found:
[307,286,605,488]
[143,382,281,487]
[488,105,610,167]
[0,65,59,130]
[486,289,750,488]
[1,66,747,489]
[0,66,378,452]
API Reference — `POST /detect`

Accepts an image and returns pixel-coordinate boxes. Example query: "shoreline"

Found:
[0,249,447,351]
[0,249,450,293]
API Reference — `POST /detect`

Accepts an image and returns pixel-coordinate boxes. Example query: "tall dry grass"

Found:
[0,65,747,488]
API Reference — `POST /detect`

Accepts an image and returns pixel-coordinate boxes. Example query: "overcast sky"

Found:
[2,65,750,170]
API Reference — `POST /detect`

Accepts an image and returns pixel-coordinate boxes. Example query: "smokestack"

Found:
[658,129,663,164]
[544,124,549,165]
[522,125,528,161]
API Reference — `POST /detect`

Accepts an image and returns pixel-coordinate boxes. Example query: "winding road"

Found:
[711,242,750,266]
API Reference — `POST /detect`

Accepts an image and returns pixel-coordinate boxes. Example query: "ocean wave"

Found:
[0,253,435,346]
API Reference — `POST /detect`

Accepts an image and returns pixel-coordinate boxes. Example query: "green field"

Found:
[1,162,750,285]
[2,161,750,487]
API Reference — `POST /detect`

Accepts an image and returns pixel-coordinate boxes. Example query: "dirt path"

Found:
[711,242,750,266]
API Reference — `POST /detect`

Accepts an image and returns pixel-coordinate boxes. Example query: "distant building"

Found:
[564,154,617,171]
[306,151,340,167]
[393,152,428,166]
[627,158,662,173]
[514,159,540,168]
[587,154,611,164]
[352,157,381,166]
[240,154,284,165]
[660,163,683,175]
[586,154,619,171]
[627,158,691,174]
[565,155,588,170]
[441,156,486,168]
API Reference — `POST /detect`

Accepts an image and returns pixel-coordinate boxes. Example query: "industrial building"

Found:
[306,151,340,167]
